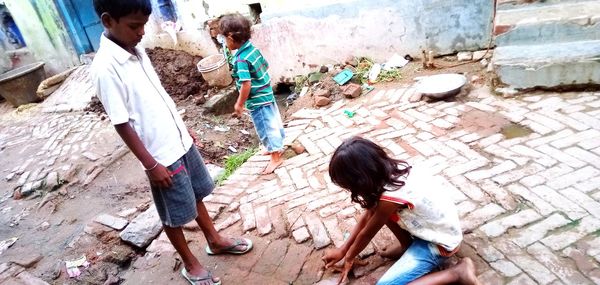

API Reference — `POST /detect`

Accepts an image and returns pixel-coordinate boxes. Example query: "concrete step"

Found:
[492,40,600,89]
[497,0,589,10]
[495,1,600,46]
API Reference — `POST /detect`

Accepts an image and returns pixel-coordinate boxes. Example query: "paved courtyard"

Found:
[2,81,600,284]
[192,85,600,284]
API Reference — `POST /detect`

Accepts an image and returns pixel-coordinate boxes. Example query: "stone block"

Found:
[95,214,128,230]
[119,205,162,248]
[457,51,473,61]
[203,86,238,115]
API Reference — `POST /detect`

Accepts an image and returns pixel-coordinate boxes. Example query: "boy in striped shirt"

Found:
[220,13,285,174]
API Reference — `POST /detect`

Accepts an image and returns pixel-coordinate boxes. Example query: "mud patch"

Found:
[501,123,533,139]
[146,47,209,101]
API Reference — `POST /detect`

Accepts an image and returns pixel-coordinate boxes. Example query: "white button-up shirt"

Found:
[92,34,192,167]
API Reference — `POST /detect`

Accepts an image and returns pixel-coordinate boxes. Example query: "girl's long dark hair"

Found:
[329,137,410,209]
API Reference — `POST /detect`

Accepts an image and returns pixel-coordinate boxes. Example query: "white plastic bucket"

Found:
[197,54,233,87]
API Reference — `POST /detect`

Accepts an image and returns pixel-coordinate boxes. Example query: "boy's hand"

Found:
[233,103,244,118]
[322,248,345,269]
[147,164,173,188]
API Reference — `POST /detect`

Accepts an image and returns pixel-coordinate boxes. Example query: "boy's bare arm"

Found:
[234,81,251,116]
[114,123,172,188]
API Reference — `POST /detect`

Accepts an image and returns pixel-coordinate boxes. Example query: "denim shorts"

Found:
[377,238,448,285]
[250,102,285,153]
[150,146,214,227]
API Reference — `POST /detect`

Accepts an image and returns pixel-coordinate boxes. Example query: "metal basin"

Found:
[0,62,46,107]
[417,73,467,99]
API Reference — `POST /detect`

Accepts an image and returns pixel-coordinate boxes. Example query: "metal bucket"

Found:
[0,62,46,107]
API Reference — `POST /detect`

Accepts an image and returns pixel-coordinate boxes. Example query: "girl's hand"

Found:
[322,248,345,269]
[337,258,354,285]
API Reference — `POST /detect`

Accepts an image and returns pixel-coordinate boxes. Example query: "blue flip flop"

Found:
[205,237,253,255]
[181,268,221,285]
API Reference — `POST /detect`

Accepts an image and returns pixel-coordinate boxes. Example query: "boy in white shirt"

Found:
[92,1,252,284]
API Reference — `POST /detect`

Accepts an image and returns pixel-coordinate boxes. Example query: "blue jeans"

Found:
[377,238,447,285]
[250,102,285,152]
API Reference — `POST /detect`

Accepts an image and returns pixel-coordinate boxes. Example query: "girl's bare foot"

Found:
[454,258,481,285]
[262,152,283,175]
[380,243,408,260]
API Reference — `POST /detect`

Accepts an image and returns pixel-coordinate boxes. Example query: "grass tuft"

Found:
[215,148,257,185]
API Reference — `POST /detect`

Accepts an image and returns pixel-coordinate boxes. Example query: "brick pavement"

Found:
[0,108,125,201]
[204,86,600,284]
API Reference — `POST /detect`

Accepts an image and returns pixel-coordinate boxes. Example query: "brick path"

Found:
[0,66,125,201]
[201,85,600,284]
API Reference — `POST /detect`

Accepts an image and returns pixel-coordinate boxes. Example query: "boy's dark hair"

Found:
[93,0,152,21]
[219,13,252,44]
[329,137,411,209]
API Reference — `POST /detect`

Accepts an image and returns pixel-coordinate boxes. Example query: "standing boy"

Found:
[219,14,285,175]
[92,1,252,284]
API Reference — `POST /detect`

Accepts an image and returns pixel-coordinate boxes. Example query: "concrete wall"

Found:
[3,0,79,75]
[143,0,494,82]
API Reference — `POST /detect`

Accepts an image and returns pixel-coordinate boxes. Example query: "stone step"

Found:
[497,0,590,11]
[492,40,600,89]
[494,1,600,46]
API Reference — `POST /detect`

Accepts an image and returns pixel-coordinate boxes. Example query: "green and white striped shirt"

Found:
[231,41,275,110]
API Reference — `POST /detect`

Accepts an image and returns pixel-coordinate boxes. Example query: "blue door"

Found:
[56,0,102,54]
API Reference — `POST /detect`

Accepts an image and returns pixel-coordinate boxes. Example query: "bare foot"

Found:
[380,243,408,260]
[262,158,283,175]
[454,258,481,285]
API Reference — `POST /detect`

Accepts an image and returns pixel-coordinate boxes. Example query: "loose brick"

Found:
[479,181,518,210]
[298,135,321,155]
[524,119,553,135]
[450,176,488,202]
[527,242,593,284]
[254,205,272,236]
[542,216,600,251]
[456,200,478,217]
[495,238,557,284]
[480,209,542,238]
[304,213,331,249]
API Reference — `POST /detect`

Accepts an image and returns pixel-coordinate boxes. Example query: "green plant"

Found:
[352,57,402,84]
[294,75,308,93]
[215,147,258,185]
